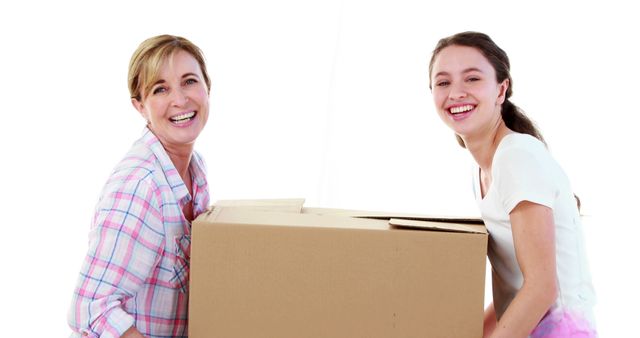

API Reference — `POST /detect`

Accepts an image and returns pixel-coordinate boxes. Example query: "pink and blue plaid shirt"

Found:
[68,128,210,338]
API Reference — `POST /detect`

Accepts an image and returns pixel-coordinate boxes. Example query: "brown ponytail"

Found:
[501,99,546,146]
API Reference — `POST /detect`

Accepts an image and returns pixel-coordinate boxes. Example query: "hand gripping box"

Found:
[189,200,487,338]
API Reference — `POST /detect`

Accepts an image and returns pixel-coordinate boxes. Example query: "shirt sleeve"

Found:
[493,143,558,214]
[68,176,165,338]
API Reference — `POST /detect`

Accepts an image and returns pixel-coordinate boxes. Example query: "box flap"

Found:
[389,218,486,234]
[198,207,390,231]
[214,198,305,213]
[303,207,483,225]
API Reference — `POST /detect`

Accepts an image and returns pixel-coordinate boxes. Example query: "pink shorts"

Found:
[531,309,597,338]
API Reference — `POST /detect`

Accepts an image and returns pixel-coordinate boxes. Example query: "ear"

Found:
[131,97,149,121]
[497,79,509,105]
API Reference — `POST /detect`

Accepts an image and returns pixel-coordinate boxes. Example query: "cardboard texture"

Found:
[190,200,487,338]
[215,198,306,213]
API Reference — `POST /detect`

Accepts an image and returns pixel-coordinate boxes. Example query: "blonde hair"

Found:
[128,34,211,101]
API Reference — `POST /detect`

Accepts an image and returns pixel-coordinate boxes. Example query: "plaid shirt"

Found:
[68,128,210,338]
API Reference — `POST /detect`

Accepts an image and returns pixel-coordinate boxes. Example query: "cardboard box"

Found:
[189,201,487,338]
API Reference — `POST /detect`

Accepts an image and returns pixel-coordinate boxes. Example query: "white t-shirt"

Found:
[473,133,597,335]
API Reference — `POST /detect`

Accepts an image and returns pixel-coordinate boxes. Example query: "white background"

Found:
[1,0,638,336]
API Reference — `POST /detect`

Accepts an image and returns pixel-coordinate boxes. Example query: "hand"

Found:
[121,326,146,338]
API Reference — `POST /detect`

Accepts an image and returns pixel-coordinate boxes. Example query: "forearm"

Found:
[490,201,557,337]
[490,281,556,338]
[483,303,497,338]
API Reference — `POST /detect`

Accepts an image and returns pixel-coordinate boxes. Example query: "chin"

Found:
[168,131,201,146]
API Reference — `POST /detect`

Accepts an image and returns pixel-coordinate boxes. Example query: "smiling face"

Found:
[430,45,509,142]
[132,49,209,149]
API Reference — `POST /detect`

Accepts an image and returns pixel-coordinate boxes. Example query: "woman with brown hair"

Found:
[429,31,596,337]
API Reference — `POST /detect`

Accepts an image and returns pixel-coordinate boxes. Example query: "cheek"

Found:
[432,90,447,109]
[189,87,209,105]
[200,94,210,107]
[200,89,210,103]
[146,101,167,120]
[198,93,211,112]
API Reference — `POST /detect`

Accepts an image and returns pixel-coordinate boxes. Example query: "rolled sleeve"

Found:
[72,306,134,338]
[100,306,135,338]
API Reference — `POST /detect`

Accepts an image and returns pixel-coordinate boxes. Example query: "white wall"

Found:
[1,0,637,336]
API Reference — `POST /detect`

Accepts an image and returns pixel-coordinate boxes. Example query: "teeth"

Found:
[170,111,196,122]
[450,105,474,114]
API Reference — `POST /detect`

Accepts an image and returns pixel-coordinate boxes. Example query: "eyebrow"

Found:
[434,67,484,78]
[181,72,201,79]
[151,73,201,87]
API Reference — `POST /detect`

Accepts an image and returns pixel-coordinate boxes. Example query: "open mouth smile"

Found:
[449,104,475,115]
[170,111,197,124]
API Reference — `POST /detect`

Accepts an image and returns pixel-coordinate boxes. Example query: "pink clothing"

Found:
[68,128,210,338]
[531,309,597,338]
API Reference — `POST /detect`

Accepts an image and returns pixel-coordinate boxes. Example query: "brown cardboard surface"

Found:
[302,206,484,224]
[190,205,487,338]
[215,198,305,213]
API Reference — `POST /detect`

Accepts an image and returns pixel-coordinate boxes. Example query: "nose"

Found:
[171,87,189,107]
[448,82,467,100]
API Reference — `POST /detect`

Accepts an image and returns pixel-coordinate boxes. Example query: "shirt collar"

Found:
[189,151,207,188]
[141,127,191,205]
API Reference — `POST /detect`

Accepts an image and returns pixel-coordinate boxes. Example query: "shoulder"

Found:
[100,140,165,205]
[111,145,157,182]
[493,133,551,171]
[496,133,547,158]
[491,133,558,190]
[491,134,560,212]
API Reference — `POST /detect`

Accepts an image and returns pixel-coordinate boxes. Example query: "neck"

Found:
[463,120,512,172]
[163,142,194,181]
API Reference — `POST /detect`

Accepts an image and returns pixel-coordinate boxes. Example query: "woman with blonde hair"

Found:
[68,34,211,338]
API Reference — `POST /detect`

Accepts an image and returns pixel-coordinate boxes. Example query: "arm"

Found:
[68,179,164,337]
[490,201,557,338]
[483,302,497,338]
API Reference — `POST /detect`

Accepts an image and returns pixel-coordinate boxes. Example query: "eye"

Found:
[435,80,450,87]
[466,76,481,82]
[185,78,198,85]
[152,86,167,95]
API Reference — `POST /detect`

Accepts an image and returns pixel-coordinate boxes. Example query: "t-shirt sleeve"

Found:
[493,143,558,214]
